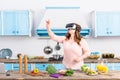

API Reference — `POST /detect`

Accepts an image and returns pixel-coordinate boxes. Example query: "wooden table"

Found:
[0,70,120,80]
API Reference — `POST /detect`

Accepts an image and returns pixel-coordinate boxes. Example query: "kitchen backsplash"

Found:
[0,36,120,58]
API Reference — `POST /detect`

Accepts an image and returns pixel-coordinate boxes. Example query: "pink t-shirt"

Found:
[52,35,90,70]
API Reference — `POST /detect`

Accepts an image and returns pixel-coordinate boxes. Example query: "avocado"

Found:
[110,53,114,58]
[102,54,106,58]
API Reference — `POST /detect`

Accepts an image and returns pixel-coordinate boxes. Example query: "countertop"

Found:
[0,58,120,63]
[0,70,120,80]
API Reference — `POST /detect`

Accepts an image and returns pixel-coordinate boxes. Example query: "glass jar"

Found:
[96,59,108,74]
[89,52,100,59]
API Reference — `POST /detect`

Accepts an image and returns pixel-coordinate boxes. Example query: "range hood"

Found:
[36,28,91,37]
[37,7,91,37]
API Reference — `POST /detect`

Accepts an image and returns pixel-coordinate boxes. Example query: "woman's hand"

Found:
[74,57,83,62]
[46,19,50,29]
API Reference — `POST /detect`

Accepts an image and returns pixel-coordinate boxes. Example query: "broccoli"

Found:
[65,69,74,76]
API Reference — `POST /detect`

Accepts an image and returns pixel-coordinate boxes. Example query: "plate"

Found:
[0,48,12,58]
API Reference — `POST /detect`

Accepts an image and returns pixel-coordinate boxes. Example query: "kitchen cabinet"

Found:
[54,64,65,70]
[4,63,117,71]
[92,11,120,37]
[4,63,31,71]
[13,63,31,71]
[35,63,65,71]
[107,63,114,70]
[3,58,120,71]
[114,63,120,70]
[0,12,2,35]
[4,63,13,71]
[35,63,49,71]
[86,63,114,71]
[1,10,32,36]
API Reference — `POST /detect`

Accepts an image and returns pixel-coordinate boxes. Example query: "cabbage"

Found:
[46,64,57,74]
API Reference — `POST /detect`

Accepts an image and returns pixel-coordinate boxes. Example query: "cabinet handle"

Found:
[12,31,15,33]
[107,32,109,34]
[16,31,19,33]
[110,32,112,34]
[43,65,45,67]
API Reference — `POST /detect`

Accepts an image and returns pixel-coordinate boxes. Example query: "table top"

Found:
[0,70,119,80]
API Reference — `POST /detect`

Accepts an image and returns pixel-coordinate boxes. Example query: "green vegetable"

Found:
[65,69,74,76]
[46,64,57,74]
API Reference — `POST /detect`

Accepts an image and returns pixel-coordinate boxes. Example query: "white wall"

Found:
[0,0,120,58]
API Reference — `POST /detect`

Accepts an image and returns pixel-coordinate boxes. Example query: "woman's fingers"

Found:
[46,19,50,24]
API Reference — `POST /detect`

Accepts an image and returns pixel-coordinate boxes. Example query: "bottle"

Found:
[24,55,28,74]
[96,59,108,74]
[19,55,22,74]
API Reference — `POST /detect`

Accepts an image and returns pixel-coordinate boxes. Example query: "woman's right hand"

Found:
[46,19,50,29]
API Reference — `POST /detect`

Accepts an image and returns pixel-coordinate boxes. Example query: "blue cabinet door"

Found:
[96,12,110,36]
[3,11,30,35]
[4,63,13,71]
[0,12,2,35]
[94,11,120,37]
[114,63,120,70]
[3,11,16,35]
[110,12,120,36]
[15,11,30,35]
[35,63,49,71]
[13,63,31,71]
[35,63,65,71]
[54,64,65,70]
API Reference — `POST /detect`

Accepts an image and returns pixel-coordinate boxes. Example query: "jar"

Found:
[96,59,108,74]
[89,52,100,59]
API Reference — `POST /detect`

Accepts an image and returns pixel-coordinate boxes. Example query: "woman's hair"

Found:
[65,23,82,45]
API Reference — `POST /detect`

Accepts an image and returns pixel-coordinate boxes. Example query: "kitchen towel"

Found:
[0,63,5,74]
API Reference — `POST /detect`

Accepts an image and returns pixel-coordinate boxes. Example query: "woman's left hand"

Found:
[74,57,83,62]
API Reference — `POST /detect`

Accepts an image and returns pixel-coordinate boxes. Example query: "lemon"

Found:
[103,66,108,73]
[97,65,103,71]
[96,65,108,73]
[33,68,39,74]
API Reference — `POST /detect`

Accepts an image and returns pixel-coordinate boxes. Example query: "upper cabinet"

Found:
[92,11,120,37]
[0,10,32,36]
[0,12,2,35]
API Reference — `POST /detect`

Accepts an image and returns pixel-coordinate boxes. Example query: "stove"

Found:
[48,56,63,61]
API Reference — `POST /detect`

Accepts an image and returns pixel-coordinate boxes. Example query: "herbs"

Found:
[65,69,74,76]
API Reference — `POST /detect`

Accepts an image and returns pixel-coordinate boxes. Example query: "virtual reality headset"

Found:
[65,23,76,29]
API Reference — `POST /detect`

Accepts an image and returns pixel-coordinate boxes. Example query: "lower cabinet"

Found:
[35,63,65,71]
[54,64,66,70]
[84,63,119,71]
[4,63,13,71]
[111,63,120,70]
[35,63,49,71]
[4,63,120,71]
[4,63,66,71]
[13,63,31,71]
[4,63,31,71]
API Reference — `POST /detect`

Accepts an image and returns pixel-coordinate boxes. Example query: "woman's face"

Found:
[67,27,75,34]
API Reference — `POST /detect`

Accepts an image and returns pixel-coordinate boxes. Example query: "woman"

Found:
[46,20,90,70]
